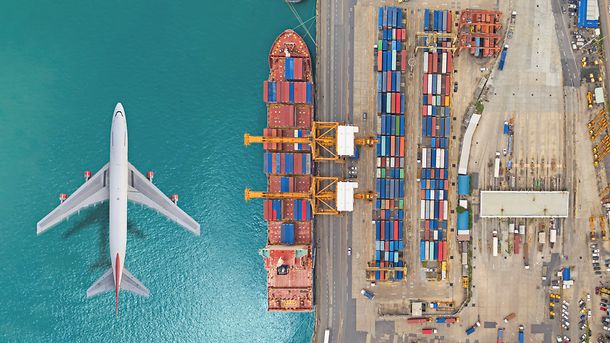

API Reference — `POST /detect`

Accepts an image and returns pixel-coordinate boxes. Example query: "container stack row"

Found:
[419,9,454,280]
[457,10,502,57]
[371,6,407,282]
[263,80,313,104]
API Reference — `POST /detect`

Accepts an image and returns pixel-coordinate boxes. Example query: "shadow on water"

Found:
[59,204,146,271]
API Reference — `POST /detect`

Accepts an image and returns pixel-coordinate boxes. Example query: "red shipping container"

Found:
[438,241,443,261]
[401,50,407,71]
[431,117,436,137]
[280,153,286,174]
[263,81,269,102]
[380,222,385,240]
[428,54,433,74]
[281,81,291,103]
[443,241,448,261]
[264,200,271,220]
[423,105,428,116]
[447,53,453,73]
[514,235,520,254]
[428,94,433,105]
[377,50,383,72]
[425,227,430,240]
[402,29,406,41]
[400,137,405,157]
[445,75,451,93]
[294,58,304,80]
[395,92,401,114]
[394,221,399,239]
[447,11,452,33]
[423,73,428,94]
[439,202,444,222]
[385,241,389,251]
[432,53,438,73]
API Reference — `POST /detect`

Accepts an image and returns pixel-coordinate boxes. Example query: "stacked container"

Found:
[419,9,453,280]
[372,6,407,282]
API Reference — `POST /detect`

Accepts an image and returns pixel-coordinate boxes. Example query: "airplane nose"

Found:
[114,103,124,117]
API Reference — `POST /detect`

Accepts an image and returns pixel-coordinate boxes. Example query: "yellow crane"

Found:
[600,216,608,241]
[596,287,610,296]
[245,176,376,215]
[590,117,608,140]
[244,122,377,161]
[600,184,610,199]
[593,135,610,153]
[415,32,457,52]
[588,109,606,128]
[590,216,597,241]
[587,91,593,109]
[593,144,610,166]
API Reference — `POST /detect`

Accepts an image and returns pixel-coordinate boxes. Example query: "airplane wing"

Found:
[127,163,200,235]
[37,164,110,235]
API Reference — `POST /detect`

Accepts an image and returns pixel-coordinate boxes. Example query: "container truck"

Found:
[422,328,437,335]
[492,231,499,257]
[503,121,509,134]
[494,152,501,178]
[497,328,504,342]
[518,325,524,343]
[498,45,508,70]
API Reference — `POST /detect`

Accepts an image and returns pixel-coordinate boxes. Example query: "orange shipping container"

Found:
[390,136,395,156]
[400,137,405,157]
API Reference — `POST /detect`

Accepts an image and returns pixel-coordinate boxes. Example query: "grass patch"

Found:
[475,100,484,114]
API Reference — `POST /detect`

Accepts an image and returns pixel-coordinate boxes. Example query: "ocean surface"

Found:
[0,1,315,342]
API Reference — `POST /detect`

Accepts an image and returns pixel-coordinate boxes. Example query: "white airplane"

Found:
[37,103,200,313]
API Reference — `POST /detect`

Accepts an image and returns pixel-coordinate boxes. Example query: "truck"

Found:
[550,228,557,244]
[422,328,437,335]
[498,45,508,70]
[503,120,510,134]
[494,152,501,178]
[587,91,593,108]
[324,329,330,343]
[361,289,375,300]
[465,326,476,335]
[503,313,516,323]
[492,231,499,257]
[497,327,504,342]
[407,317,430,324]
[518,325,524,343]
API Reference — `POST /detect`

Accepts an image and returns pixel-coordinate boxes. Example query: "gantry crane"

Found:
[244,176,376,215]
[244,122,377,161]
[593,135,610,153]
[588,109,607,128]
[590,215,597,241]
[365,262,408,282]
[600,216,608,241]
[590,117,608,140]
[415,31,457,52]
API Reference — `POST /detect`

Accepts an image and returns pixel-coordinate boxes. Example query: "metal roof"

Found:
[337,125,359,156]
[480,191,569,218]
[578,0,599,28]
[458,113,481,175]
[458,175,471,196]
[337,181,358,212]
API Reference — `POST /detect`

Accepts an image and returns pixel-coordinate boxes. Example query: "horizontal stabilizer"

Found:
[86,267,150,298]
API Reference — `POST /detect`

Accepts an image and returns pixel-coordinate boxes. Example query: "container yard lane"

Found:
[316,0,360,342]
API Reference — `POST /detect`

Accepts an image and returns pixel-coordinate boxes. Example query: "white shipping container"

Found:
[434,230,439,240]
[492,236,498,257]
[461,252,468,265]
[436,74,442,95]
[376,168,381,178]
[550,229,557,243]
[421,200,426,219]
[427,105,432,117]
[443,201,448,220]
[425,241,430,260]
[430,190,435,201]
[442,269,447,280]
[430,200,435,219]
[422,148,427,168]
[441,52,447,74]
[387,93,392,113]
[436,149,442,169]
[392,29,396,40]
[428,74,433,94]
[509,223,515,233]
[519,224,525,235]
[392,50,397,70]
[377,157,381,167]
[390,157,395,168]
[423,52,429,73]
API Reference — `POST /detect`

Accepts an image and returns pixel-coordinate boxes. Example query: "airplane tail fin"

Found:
[86,267,150,298]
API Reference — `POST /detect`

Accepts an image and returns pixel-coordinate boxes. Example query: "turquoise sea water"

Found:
[0,1,315,341]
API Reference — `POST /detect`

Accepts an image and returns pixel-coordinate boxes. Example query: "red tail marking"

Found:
[115,254,120,316]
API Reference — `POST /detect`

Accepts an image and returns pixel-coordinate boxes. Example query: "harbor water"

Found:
[0,1,315,341]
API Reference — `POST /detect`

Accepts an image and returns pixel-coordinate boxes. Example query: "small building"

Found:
[412,302,423,316]
[595,87,605,104]
[578,0,599,28]
[458,175,471,196]
[480,191,569,218]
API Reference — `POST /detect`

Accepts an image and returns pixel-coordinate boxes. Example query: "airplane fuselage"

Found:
[109,103,128,294]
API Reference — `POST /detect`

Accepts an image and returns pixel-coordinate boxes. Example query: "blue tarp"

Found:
[563,267,571,281]
[457,211,469,230]
[458,175,471,196]
[578,0,599,28]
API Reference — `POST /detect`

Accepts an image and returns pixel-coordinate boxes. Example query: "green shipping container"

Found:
[400,168,405,179]
[381,169,386,178]
[399,199,404,209]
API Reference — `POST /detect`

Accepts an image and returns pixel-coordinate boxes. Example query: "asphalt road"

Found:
[552,0,580,87]
[315,0,361,342]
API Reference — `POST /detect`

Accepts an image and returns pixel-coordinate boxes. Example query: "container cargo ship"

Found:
[260,29,314,312]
